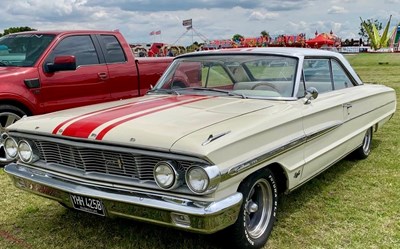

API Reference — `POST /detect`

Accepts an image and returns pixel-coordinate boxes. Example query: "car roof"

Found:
[179,47,342,59]
[175,47,363,86]
[9,30,120,36]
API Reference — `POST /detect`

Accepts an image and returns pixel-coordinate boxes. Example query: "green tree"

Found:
[360,15,396,50]
[1,26,36,36]
[359,19,382,41]
[260,30,270,39]
[232,34,244,43]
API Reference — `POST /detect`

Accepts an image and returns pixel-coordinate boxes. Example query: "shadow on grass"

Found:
[273,138,383,230]
[11,201,224,249]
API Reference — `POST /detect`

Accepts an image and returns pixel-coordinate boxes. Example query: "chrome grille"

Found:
[32,140,193,181]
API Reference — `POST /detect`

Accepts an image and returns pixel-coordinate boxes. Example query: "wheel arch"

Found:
[267,163,288,194]
[236,162,288,195]
[0,99,33,116]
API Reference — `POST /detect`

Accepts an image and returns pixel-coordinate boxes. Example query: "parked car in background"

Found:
[4,48,396,249]
[0,30,172,164]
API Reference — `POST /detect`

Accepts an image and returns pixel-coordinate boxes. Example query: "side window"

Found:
[303,59,333,93]
[98,35,126,63]
[331,60,354,90]
[45,35,99,67]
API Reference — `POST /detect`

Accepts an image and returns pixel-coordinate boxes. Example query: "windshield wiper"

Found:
[147,88,180,95]
[182,87,247,99]
[0,61,8,66]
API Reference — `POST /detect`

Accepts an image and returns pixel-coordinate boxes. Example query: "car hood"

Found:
[0,66,37,81]
[9,94,283,151]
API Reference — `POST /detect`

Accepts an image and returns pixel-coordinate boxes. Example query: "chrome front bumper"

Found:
[4,163,243,234]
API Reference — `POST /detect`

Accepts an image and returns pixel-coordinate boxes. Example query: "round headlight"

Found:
[154,161,182,189]
[185,167,209,193]
[18,140,33,163]
[4,137,18,158]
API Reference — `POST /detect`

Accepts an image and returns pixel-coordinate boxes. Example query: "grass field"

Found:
[1,53,399,249]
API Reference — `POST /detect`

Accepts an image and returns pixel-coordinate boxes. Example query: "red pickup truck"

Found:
[0,30,173,163]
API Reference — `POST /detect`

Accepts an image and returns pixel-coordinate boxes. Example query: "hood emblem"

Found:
[202,131,231,146]
[105,158,123,169]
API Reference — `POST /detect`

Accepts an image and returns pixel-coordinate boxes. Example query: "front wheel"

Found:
[227,168,278,249]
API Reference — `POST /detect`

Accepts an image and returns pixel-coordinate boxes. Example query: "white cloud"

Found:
[331,0,352,3]
[328,6,348,14]
[249,11,279,21]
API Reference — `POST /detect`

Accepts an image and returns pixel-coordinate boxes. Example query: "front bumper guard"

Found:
[4,163,242,234]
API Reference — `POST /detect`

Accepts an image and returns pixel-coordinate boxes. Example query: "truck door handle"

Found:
[98,72,108,80]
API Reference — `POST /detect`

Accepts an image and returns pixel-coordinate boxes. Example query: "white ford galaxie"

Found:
[3,48,396,249]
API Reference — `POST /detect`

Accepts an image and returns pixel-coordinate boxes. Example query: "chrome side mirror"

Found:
[304,87,318,104]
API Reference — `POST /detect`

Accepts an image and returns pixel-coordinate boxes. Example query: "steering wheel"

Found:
[171,81,187,89]
[250,82,280,92]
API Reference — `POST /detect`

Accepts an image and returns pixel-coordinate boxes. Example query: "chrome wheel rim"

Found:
[0,112,21,163]
[362,128,372,154]
[244,178,273,239]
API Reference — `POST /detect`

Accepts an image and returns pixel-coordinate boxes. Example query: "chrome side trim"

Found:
[305,122,342,142]
[226,135,307,178]
[223,99,395,180]
[225,122,343,179]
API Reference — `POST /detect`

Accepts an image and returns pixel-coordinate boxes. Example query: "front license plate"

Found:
[70,194,105,216]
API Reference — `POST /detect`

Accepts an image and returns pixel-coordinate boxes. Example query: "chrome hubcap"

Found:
[244,178,273,239]
[362,129,372,154]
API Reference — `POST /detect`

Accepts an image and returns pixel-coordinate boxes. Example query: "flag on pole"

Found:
[150,30,161,35]
[182,19,192,27]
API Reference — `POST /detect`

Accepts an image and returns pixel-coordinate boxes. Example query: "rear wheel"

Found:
[227,168,278,249]
[351,127,373,159]
[0,105,26,165]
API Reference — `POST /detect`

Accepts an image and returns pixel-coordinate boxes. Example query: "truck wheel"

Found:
[0,105,26,165]
[228,168,278,249]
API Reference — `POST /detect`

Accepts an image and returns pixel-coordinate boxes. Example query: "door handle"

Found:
[343,103,352,109]
[343,103,352,115]
[98,72,108,80]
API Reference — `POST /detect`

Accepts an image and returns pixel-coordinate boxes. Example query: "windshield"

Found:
[152,54,298,99]
[0,34,55,67]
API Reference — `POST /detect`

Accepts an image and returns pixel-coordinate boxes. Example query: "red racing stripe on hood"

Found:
[60,95,209,138]
[52,96,170,135]
[95,96,212,140]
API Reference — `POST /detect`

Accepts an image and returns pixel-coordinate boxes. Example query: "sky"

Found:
[1,0,400,46]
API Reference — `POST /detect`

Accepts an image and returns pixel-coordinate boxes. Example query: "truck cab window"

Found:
[46,35,99,66]
[98,35,126,63]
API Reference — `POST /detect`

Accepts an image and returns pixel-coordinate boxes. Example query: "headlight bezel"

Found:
[4,136,18,159]
[18,139,34,163]
[4,135,39,164]
[185,165,221,194]
[153,161,184,190]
